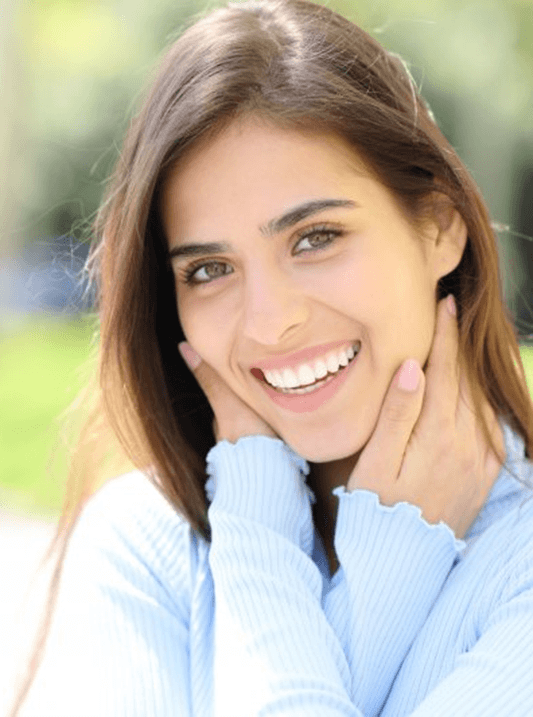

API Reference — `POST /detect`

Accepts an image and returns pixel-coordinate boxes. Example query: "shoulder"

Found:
[64,469,204,607]
[497,491,533,590]
[23,471,204,715]
[468,484,533,616]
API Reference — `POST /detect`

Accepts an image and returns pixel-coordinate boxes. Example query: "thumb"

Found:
[347,359,425,492]
[178,341,202,371]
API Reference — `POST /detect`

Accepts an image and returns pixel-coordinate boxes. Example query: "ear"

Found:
[422,196,468,282]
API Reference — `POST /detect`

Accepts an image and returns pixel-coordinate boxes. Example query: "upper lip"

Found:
[251,340,358,373]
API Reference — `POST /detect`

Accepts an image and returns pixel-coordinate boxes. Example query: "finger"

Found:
[347,358,425,493]
[456,367,500,455]
[456,370,503,481]
[417,295,460,434]
[179,341,234,441]
[447,366,502,521]
[179,341,227,404]
[455,365,477,432]
[179,341,202,371]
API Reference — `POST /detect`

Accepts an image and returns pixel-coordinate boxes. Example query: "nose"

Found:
[240,263,309,345]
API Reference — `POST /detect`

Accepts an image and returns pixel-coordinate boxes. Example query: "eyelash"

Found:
[177,224,344,286]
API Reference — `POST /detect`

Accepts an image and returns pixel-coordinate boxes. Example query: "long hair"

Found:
[11,0,533,712]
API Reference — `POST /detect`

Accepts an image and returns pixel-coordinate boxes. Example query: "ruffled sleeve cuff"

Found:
[332,487,465,598]
[206,436,314,543]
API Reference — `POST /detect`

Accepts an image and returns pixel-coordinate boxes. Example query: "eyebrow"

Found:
[168,198,357,261]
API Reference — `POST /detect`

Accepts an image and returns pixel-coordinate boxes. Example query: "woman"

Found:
[13,0,533,715]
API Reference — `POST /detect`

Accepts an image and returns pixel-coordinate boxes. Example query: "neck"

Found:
[308,453,359,575]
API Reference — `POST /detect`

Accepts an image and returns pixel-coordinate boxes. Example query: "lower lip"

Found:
[257,351,359,413]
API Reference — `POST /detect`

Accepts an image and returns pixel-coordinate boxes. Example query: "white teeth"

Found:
[270,369,283,386]
[313,359,328,379]
[280,367,299,389]
[326,353,340,374]
[263,341,360,389]
[278,375,335,394]
[297,364,317,386]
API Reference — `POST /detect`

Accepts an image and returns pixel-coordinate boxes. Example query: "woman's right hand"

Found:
[178,342,279,445]
[346,295,504,539]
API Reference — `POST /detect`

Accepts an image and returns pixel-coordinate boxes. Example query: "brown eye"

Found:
[293,227,343,255]
[180,261,233,285]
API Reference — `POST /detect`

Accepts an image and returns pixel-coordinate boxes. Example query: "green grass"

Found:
[1,317,533,518]
[520,346,533,394]
[0,314,96,517]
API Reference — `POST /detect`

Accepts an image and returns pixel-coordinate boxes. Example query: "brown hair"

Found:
[11,0,533,712]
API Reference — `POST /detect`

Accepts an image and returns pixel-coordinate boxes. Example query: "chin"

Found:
[284,429,367,465]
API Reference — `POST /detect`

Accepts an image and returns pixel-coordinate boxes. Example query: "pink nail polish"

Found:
[397,359,420,392]
[447,294,456,316]
[178,342,202,370]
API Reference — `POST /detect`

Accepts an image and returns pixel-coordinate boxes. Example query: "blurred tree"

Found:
[15,0,202,250]
[0,0,24,260]
[6,0,533,318]
[333,0,533,318]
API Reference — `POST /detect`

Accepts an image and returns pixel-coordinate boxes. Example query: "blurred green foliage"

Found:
[5,0,532,251]
[1,0,532,514]
[0,317,96,515]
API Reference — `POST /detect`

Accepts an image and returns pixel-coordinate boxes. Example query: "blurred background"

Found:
[1,0,533,519]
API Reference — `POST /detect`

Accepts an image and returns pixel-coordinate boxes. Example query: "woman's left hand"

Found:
[178,342,279,444]
[346,295,503,539]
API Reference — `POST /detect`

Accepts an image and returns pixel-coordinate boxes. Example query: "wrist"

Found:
[206,436,313,541]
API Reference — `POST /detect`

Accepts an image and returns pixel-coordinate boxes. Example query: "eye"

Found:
[177,224,343,286]
[293,226,343,254]
[179,261,232,286]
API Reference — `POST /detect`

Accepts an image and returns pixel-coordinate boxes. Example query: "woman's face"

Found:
[161,117,464,467]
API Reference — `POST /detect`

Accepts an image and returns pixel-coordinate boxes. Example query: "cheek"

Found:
[311,256,374,310]
[327,243,398,304]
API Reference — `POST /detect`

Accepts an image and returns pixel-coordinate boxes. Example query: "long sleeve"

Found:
[19,473,196,717]
[206,435,357,717]
[206,435,471,717]
[18,423,533,716]
[379,501,533,717]
[403,570,533,716]
[323,489,464,716]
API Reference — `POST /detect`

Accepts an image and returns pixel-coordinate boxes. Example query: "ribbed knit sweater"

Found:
[21,420,533,716]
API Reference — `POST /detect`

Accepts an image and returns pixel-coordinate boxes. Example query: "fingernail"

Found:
[178,342,202,370]
[447,294,456,316]
[397,359,420,392]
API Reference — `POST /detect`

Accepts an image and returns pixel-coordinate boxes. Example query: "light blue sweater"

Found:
[21,421,533,716]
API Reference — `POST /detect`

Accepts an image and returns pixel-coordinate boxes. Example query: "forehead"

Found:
[161,117,369,213]
[182,114,367,167]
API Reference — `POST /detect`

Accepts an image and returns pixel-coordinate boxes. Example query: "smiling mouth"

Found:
[251,349,359,394]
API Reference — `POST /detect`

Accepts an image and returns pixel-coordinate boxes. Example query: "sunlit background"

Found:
[1,0,533,518]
